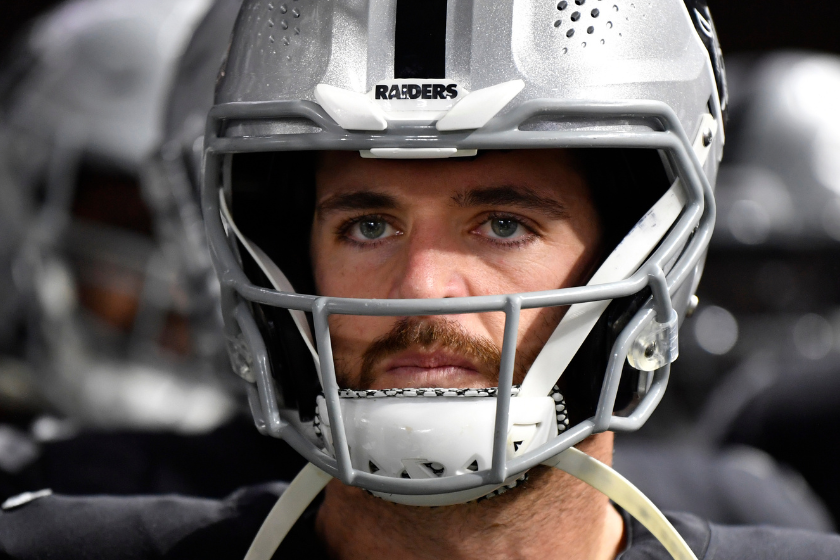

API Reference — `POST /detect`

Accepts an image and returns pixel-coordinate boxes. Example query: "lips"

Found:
[371,351,492,390]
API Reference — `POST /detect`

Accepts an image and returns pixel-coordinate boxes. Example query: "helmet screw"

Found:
[686,295,700,318]
[702,128,713,147]
[644,343,656,359]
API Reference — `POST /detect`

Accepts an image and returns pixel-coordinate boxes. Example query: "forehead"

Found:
[315,149,587,197]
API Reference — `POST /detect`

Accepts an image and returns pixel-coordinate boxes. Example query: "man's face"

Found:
[311,150,602,391]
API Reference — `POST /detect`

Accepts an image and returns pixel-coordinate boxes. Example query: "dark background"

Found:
[2,0,840,57]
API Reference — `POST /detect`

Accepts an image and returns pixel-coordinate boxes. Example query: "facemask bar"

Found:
[202,98,715,497]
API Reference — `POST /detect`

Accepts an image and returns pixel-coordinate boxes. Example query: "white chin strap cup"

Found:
[316,393,560,506]
[244,451,698,560]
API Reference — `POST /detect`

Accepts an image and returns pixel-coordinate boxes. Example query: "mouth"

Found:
[372,351,493,390]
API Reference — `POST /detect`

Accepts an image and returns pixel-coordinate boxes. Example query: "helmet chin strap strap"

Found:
[244,453,697,560]
[243,463,333,560]
[545,448,698,560]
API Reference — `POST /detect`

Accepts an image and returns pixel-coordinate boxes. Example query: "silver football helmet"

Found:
[1,0,237,432]
[203,0,726,507]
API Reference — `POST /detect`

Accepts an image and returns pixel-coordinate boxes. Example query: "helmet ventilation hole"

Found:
[400,470,410,479]
[466,460,479,472]
[266,1,303,56]
[424,462,446,476]
[369,461,380,474]
[553,0,621,49]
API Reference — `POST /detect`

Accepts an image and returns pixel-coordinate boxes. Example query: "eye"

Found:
[359,219,387,239]
[346,216,399,243]
[478,216,528,240]
[489,218,521,238]
[472,214,538,246]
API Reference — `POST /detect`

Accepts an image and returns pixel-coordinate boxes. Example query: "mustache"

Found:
[358,317,502,390]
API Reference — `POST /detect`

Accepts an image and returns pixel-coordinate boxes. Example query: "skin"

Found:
[310,149,624,560]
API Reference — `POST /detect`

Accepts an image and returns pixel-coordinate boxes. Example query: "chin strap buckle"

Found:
[627,310,679,372]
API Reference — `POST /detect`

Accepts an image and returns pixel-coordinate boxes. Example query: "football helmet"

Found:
[204,0,726,509]
[1,0,237,432]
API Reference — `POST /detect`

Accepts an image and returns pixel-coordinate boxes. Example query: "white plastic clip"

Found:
[627,310,679,372]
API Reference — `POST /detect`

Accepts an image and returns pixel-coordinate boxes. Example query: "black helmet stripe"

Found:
[394,0,448,79]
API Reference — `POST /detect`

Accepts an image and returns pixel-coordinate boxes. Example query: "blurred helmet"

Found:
[0,0,239,432]
[203,0,726,504]
[670,52,840,438]
[714,52,840,249]
[687,52,840,365]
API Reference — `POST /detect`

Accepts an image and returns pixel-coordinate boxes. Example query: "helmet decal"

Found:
[394,0,448,79]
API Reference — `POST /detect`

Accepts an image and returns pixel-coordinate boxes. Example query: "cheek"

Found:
[311,238,397,299]
[515,306,566,360]
[470,239,591,298]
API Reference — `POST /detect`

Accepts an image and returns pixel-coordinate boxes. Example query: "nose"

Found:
[388,229,471,300]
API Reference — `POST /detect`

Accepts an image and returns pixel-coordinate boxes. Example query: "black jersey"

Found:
[0,484,838,559]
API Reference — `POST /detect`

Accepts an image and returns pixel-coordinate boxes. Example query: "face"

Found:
[311,150,602,391]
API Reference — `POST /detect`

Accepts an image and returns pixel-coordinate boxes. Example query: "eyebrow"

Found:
[316,191,399,216]
[451,185,569,219]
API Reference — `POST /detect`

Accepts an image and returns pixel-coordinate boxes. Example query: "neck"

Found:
[315,433,624,560]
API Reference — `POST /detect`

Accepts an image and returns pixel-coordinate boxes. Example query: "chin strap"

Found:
[243,463,333,560]
[245,451,696,560]
[545,448,698,560]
